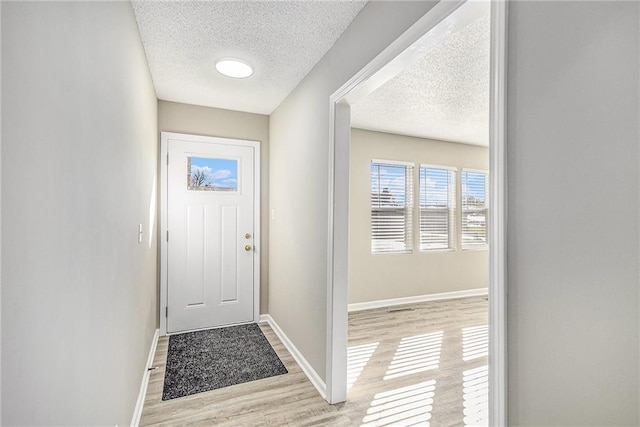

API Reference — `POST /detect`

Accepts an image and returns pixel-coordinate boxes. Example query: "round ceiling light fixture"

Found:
[215,58,254,79]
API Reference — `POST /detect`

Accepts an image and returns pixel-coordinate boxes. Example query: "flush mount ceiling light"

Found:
[215,58,254,79]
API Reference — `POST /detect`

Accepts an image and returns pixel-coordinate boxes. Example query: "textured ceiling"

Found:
[132,1,367,114]
[351,8,490,146]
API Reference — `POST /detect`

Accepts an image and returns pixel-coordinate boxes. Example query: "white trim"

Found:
[0,3,3,420]
[461,167,489,174]
[252,142,261,323]
[326,101,351,404]
[348,288,488,313]
[259,315,327,399]
[160,135,168,336]
[164,320,255,336]
[327,0,466,406]
[326,0,508,422]
[488,1,508,425]
[370,158,414,168]
[159,132,261,336]
[130,328,159,427]
[419,163,458,172]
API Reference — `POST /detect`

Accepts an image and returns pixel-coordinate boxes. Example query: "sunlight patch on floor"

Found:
[463,364,488,426]
[462,325,488,361]
[383,331,443,380]
[360,380,436,427]
[348,342,379,391]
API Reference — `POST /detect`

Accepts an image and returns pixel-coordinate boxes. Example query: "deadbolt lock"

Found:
[245,233,252,239]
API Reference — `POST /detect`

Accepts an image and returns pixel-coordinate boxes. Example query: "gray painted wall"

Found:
[507,1,639,424]
[2,2,158,425]
[158,100,270,314]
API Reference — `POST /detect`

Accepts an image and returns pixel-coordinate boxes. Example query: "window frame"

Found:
[460,168,489,250]
[418,164,457,252]
[370,159,415,255]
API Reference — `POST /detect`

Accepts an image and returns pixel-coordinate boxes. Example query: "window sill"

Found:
[462,246,489,251]
[419,248,455,253]
[371,250,413,256]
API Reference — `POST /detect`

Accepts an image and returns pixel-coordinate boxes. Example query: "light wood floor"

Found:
[140,296,488,426]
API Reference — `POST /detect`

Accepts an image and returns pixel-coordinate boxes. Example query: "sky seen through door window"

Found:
[188,157,238,191]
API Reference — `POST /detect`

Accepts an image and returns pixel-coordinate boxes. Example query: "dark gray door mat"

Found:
[162,323,288,400]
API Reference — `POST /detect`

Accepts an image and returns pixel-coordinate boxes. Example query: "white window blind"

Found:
[370,161,414,254]
[461,169,489,249]
[419,166,456,251]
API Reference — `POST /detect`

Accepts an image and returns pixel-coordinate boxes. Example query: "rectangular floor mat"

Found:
[162,323,288,400]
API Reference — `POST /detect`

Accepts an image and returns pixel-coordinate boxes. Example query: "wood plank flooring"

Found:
[140,296,488,426]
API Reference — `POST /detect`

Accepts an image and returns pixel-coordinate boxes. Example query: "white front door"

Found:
[166,134,257,333]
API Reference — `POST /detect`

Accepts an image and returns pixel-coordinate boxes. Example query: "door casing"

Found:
[160,131,261,336]
[326,0,508,424]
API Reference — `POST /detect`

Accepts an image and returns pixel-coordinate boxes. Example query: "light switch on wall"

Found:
[138,223,143,244]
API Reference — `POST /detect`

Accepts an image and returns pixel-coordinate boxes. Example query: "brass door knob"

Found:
[245,244,252,252]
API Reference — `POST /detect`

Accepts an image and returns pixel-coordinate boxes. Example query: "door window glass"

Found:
[187,157,238,192]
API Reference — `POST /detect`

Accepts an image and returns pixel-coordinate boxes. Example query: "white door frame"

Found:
[160,131,261,336]
[326,1,508,424]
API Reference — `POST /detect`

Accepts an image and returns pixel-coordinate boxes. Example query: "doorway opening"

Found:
[326,1,507,425]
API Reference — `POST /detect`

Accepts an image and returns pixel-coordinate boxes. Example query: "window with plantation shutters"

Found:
[370,161,414,254]
[419,166,456,251]
[461,169,489,249]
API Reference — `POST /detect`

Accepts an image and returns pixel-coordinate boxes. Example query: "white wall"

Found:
[158,100,270,313]
[507,1,639,424]
[2,2,158,425]
[349,128,488,303]
[269,0,440,383]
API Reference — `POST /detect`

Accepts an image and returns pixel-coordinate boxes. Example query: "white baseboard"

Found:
[131,328,159,427]
[259,314,326,399]
[348,288,488,312]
